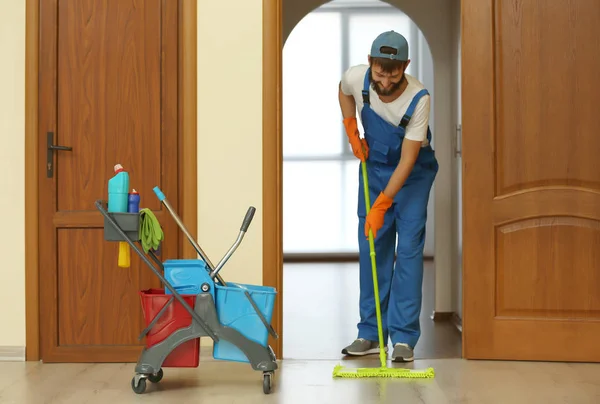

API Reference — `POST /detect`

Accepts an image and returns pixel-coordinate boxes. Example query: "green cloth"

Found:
[139,208,164,253]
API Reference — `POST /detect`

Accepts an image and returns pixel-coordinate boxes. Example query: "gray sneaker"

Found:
[341,338,387,356]
[391,343,414,362]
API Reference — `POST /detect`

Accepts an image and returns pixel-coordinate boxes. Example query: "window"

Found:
[283,12,343,158]
[283,2,420,254]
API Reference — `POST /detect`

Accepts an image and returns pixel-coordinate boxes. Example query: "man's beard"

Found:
[369,71,405,96]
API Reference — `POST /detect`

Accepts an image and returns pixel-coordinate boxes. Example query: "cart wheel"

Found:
[148,369,163,383]
[263,372,272,394]
[131,376,147,394]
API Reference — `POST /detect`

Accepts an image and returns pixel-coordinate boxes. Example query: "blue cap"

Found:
[370,31,409,61]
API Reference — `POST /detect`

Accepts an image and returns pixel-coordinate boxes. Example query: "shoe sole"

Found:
[392,356,414,362]
[342,347,388,356]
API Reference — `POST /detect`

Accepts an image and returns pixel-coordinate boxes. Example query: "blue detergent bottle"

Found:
[128,189,140,213]
[108,164,129,213]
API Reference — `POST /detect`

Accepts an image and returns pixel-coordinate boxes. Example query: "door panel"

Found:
[39,0,180,362]
[462,0,600,362]
[56,0,166,213]
[57,229,144,346]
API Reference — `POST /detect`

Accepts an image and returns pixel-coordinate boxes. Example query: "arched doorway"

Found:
[266,0,463,359]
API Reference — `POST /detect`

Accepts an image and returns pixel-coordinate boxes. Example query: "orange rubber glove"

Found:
[343,117,369,162]
[365,192,393,239]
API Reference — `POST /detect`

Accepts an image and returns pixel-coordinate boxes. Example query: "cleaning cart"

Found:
[95,186,278,395]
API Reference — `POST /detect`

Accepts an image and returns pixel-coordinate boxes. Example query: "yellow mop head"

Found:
[333,161,435,380]
[332,364,435,378]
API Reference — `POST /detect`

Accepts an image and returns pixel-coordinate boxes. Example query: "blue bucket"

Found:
[212,282,277,363]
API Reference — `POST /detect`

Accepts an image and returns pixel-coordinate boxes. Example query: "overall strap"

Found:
[399,88,429,129]
[362,68,371,105]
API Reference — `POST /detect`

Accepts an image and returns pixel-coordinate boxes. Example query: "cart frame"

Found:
[95,199,278,395]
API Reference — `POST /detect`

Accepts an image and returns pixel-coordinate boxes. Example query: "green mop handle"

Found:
[361,160,387,369]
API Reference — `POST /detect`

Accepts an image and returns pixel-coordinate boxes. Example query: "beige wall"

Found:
[196,0,263,286]
[198,0,263,346]
[0,0,264,350]
[0,0,26,348]
[196,0,264,348]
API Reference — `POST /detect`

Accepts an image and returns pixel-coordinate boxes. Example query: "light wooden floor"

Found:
[3,262,599,403]
[1,357,599,403]
[283,260,461,359]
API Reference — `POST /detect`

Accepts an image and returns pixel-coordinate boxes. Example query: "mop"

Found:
[332,160,435,379]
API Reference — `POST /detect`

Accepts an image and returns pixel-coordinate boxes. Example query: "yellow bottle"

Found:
[118,242,131,268]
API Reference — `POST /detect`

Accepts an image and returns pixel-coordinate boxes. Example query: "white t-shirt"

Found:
[340,64,430,147]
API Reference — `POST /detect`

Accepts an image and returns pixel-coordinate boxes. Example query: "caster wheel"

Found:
[148,368,163,383]
[263,372,273,394]
[131,376,147,394]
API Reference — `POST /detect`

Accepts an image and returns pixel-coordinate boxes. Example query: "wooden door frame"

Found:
[262,0,283,358]
[24,0,199,361]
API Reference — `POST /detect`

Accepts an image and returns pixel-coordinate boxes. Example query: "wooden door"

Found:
[38,0,181,362]
[462,0,600,362]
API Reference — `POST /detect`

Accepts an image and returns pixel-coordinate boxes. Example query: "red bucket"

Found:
[139,288,200,367]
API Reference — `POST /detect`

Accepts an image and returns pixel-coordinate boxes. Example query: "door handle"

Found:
[47,131,72,178]
[49,144,72,151]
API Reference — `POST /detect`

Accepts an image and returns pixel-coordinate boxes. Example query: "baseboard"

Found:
[452,312,463,333]
[283,253,434,263]
[0,346,26,362]
[430,311,453,321]
[284,252,359,262]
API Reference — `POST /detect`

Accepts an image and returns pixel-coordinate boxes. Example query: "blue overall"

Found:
[356,68,438,349]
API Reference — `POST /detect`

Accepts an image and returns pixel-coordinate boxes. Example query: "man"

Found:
[338,30,438,362]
